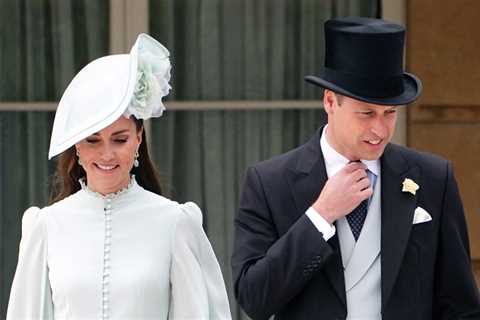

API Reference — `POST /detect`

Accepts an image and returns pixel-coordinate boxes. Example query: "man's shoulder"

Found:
[386,143,449,173]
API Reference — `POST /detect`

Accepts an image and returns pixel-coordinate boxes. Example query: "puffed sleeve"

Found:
[168,202,231,319]
[7,207,54,320]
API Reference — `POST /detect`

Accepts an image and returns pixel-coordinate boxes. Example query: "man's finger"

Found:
[356,177,371,191]
[359,186,374,200]
[350,168,368,182]
[343,161,367,173]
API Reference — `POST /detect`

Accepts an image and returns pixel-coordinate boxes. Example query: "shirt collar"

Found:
[79,175,138,200]
[320,125,380,178]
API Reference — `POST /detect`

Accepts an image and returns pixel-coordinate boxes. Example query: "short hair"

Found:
[334,93,344,105]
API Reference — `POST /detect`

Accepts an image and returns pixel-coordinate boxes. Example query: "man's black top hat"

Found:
[305,17,422,105]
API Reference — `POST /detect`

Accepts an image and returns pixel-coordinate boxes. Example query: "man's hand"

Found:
[312,162,373,224]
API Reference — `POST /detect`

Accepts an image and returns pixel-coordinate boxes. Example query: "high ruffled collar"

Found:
[79,175,137,200]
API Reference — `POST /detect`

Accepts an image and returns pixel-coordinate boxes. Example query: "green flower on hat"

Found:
[126,42,171,120]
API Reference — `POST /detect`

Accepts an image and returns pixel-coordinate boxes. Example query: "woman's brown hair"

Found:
[49,118,162,204]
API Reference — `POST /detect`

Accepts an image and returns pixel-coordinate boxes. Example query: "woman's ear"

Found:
[136,126,143,146]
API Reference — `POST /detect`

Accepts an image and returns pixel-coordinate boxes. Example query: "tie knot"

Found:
[348,161,376,187]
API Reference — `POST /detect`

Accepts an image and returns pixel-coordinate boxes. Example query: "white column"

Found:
[109,0,152,146]
[382,0,407,146]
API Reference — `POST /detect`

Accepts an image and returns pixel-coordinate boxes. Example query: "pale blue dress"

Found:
[7,178,231,319]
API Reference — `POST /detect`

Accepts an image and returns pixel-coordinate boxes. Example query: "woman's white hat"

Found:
[48,33,171,159]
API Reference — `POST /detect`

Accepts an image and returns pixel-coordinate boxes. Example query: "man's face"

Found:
[324,90,398,161]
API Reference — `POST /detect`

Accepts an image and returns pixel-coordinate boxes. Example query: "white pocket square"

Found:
[413,207,432,224]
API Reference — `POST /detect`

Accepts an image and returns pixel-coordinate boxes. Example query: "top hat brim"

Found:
[305,72,422,106]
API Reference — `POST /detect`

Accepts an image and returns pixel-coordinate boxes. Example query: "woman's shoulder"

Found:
[172,202,205,241]
[20,197,69,231]
[142,193,202,224]
[137,188,199,213]
[177,201,202,226]
[36,190,83,215]
[21,206,43,223]
[130,186,203,228]
[20,206,48,238]
[170,202,215,263]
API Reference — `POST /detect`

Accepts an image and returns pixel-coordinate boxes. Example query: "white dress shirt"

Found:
[306,125,380,241]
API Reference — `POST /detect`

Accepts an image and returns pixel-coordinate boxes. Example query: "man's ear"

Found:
[323,89,336,114]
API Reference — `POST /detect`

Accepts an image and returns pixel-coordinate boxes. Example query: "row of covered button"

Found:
[102,199,112,319]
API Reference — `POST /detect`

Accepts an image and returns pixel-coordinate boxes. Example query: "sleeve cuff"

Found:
[305,207,336,241]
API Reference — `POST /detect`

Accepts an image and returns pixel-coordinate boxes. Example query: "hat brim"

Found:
[304,72,422,106]
[48,33,169,160]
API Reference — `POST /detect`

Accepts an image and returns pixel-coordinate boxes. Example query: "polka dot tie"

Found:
[347,170,376,241]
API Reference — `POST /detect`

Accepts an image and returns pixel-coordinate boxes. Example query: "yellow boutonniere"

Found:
[402,178,419,195]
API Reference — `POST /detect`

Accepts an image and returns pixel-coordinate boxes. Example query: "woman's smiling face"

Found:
[75,116,142,195]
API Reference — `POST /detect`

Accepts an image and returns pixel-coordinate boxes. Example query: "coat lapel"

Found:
[380,144,419,309]
[285,128,346,307]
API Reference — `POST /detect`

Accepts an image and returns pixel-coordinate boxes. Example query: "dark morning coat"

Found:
[232,128,480,320]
